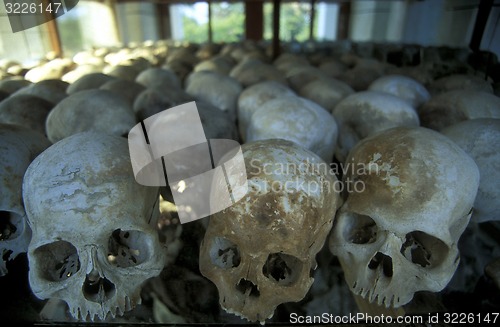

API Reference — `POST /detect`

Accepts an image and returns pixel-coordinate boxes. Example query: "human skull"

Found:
[66,73,116,94]
[428,74,494,95]
[285,65,327,91]
[62,65,103,84]
[229,59,287,87]
[247,96,338,162]
[135,67,181,91]
[0,94,53,134]
[25,58,73,83]
[318,59,348,78]
[298,77,354,113]
[100,79,146,107]
[273,53,310,74]
[185,71,242,122]
[103,65,141,81]
[23,132,168,320]
[237,81,296,142]
[368,75,430,108]
[72,51,106,67]
[441,118,500,223]
[45,89,136,143]
[337,59,385,91]
[418,90,500,131]
[329,127,479,308]
[200,139,341,323]
[194,55,235,75]
[0,125,50,276]
[13,79,68,105]
[0,78,32,94]
[332,91,420,163]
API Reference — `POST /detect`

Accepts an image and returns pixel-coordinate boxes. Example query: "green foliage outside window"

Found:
[265,2,315,42]
[182,2,244,43]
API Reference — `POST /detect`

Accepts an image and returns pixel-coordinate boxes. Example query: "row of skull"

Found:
[0,122,490,323]
[0,41,499,323]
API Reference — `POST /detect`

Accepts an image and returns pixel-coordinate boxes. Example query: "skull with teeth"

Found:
[23,132,168,320]
[0,124,50,276]
[329,127,479,308]
[199,139,341,323]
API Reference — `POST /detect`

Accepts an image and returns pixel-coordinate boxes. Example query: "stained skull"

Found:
[200,139,341,323]
[329,127,479,308]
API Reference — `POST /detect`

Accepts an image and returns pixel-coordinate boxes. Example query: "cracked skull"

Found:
[329,127,479,308]
[199,139,341,323]
[23,132,168,320]
[0,124,50,276]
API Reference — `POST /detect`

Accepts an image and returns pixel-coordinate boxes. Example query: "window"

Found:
[212,1,244,43]
[115,0,158,45]
[279,1,314,41]
[0,5,51,64]
[170,2,209,43]
[58,1,118,56]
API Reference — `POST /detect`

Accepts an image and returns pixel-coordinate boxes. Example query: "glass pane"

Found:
[0,5,51,65]
[170,2,209,43]
[58,1,119,57]
[212,2,244,43]
[264,1,315,42]
[316,1,339,41]
[116,1,159,45]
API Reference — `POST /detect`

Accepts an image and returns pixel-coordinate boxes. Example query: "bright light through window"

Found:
[212,2,244,43]
[170,2,209,43]
[58,1,118,56]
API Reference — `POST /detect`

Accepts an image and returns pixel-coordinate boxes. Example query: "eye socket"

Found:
[262,253,302,286]
[209,237,241,269]
[0,211,22,241]
[33,241,80,282]
[342,212,378,244]
[400,231,449,268]
[107,229,151,268]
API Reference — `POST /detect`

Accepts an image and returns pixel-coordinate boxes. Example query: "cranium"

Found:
[246,96,338,162]
[67,73,116,94]
[23,132,168,320]
[428,74,494,95]
[194,55,235,75]
[329,126,479,308]
[200,139,341,323]
[0,124,50,275]
[135,67,181,91]
[418,90,500,131]
[0,78,32,94]
[45,89,136,143]
[185,71,242,122]
[229,59,287,87]
[24,58,73,83]
[332,90,420,163]
[103,65,141,82]
[237,81,296,142]
[100,79,146,107]
[442,118,500,223]
[368,75,430,108]
[337,59,385,91]
[298,77,354,113]
[13,79,68,105]
[0,94,53,134]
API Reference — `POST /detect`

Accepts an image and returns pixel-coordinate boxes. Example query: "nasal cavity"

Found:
[236,278,260,297]
[368,252,393,278]
[82,270,116,303]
